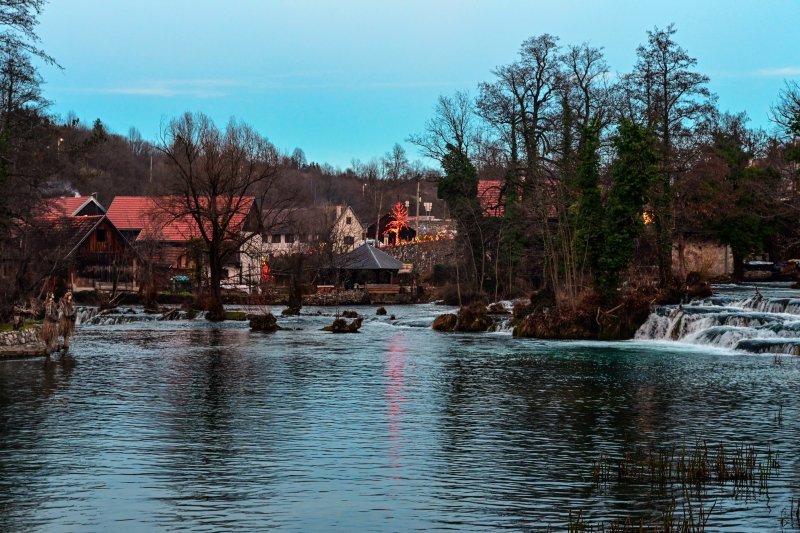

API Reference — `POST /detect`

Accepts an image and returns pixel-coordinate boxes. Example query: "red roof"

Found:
[42,196,105,218]
[107,196,255,242]
[478,180,505,217]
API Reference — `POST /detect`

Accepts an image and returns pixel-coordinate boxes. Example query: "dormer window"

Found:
[346,217,352,225]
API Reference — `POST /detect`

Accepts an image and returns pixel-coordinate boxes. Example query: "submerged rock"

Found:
[487,302,509,314]
[432,313,458,331]
[323,317,362,333]
[249,313,280,333]
[433,304,495,333]
[376,307,387,316]
[342,310,359,318]
[282,306,301,316]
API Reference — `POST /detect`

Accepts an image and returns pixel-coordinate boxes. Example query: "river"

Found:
[0,287,798,530]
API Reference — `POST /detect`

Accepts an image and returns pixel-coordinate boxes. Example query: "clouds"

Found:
[100,78,239,98]
[755,67,800,78]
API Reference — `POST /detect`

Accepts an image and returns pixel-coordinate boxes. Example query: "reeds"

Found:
[590,440,777,489]
[573,440,783,531]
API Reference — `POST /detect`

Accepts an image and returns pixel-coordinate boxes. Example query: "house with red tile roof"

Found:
[107,196,260,286]
[44,195,106,218]
[34,196,135,291]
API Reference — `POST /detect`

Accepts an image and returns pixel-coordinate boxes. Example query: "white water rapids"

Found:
[635,283,800,355]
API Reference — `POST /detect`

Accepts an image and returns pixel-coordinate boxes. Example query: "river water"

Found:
[1,290,799,530]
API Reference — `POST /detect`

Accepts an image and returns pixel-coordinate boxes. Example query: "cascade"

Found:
[635,284,800,355]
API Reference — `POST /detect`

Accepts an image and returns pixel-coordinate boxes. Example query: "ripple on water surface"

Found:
[0,301,798,530]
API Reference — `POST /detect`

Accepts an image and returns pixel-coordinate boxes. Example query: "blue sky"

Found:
[37,0,799,168]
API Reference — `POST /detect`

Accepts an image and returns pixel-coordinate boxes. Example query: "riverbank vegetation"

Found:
[415,26,799,338]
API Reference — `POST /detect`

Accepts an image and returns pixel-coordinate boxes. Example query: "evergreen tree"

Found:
[595,120,657,300]
[574,118,603,280]
[439,143,486,292]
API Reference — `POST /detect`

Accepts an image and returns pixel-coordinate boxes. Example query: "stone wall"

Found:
[384,240,457,276]
[0,325,42,347]
[673,239,733,278]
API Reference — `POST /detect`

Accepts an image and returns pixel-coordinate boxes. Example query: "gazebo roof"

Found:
[334,244,403,270]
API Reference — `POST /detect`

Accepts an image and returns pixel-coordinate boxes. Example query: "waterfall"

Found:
[76,306,100,325]
[82,309,187,326]
[635,286,800,354]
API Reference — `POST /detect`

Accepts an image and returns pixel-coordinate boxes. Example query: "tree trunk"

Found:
[206,247,225,321]
[732,250,744,282]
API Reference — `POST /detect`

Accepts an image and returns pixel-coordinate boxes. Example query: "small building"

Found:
[39,196,135,291]
[333,243,404,288]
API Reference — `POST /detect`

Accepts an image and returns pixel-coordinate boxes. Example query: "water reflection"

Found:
[384,333,408,475]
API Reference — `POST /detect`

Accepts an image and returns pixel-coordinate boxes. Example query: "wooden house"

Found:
[40,196,135,291]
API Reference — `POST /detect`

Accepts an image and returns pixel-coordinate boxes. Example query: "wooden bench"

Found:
[365,284,400,295]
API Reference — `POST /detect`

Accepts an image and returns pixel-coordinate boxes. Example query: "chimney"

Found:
[336,205,342,218]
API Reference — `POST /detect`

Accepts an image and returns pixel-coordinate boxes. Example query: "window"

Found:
[96,229,107,243]
[346,216,352,225]
[285,234,295,244]
[271,234,281,244]
[344,236,355,246]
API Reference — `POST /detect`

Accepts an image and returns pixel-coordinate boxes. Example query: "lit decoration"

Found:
[643,210,655,225]
[383,202,409,243]
[260,257,271,282]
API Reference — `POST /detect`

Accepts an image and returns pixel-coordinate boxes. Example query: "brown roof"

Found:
[52,215,105,257]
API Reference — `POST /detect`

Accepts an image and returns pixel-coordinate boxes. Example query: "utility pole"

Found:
[415,179,420,231]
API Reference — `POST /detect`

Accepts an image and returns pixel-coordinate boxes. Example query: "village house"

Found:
[107,196,261,287]
[254,204,364,256]
[41,195,136,291]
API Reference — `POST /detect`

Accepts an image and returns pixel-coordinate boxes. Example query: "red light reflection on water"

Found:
[384,333,408,477]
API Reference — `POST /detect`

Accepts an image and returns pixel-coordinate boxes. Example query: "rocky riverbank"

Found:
[431,282,708,340]
[0,325,61,358]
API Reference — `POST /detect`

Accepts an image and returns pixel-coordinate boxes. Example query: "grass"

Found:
[0,320,40,333]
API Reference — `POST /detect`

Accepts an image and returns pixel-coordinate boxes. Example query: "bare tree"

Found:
[158,112,288,320]
[408,91,478,162]
[771,81,800,136]
[382,143,409,181]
